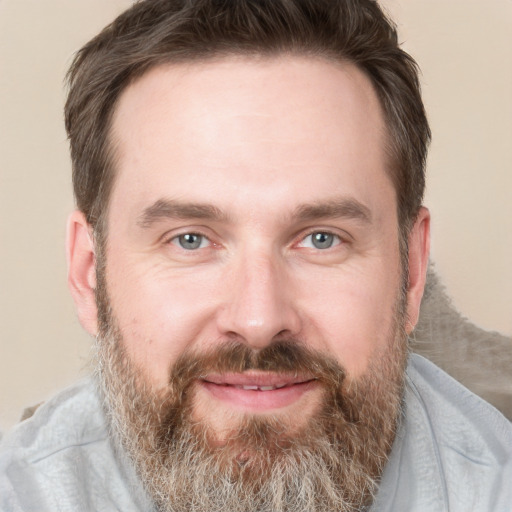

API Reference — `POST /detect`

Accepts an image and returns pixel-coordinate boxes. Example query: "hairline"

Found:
[92,50,408,242]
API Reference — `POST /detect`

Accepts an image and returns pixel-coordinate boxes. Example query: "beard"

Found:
[94,256,408,512]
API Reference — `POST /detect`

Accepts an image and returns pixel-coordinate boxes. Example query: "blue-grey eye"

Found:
[312,232,335,249]
[300,231,340,250]
[175,233,206,250]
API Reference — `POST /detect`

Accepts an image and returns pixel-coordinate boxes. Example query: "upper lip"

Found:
[201,372,316,389]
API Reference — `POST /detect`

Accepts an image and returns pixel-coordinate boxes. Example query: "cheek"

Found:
[298,264,401,377]
[105,259,222,387]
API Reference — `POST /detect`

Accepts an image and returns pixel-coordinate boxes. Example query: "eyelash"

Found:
[166,229,347,252]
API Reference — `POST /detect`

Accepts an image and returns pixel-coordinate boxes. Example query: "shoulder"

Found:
[0,378,106,464]
[0,379,117,511]
[406,354,512,511]
[407,354,512,454]
[0,379,154,511]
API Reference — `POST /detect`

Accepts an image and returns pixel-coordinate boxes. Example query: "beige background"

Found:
[1,0,511,433]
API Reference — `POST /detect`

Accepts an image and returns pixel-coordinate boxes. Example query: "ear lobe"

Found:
[405,207,430,333]
[66,210,98,336]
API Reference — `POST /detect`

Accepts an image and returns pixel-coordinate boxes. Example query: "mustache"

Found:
[169,339,347,389]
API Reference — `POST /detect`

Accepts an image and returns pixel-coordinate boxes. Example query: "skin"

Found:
[67,56,430,438]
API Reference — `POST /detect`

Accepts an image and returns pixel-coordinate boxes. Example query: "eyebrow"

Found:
[137,199,228,228]
[294,197,372,224]
[137,196,372,229]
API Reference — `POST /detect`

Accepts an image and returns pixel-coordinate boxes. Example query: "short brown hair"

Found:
[65,0,430,237]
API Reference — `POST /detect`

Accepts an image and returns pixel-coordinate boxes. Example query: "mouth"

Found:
[199,372,319,412]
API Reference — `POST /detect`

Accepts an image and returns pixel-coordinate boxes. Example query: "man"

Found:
[0,0,510,510]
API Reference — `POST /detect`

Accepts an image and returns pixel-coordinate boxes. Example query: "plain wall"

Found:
[1,0,511,433]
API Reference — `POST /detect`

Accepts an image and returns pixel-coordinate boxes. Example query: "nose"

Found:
[215,250,302,349]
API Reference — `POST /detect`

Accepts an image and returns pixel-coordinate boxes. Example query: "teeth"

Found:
[232,384,290,391]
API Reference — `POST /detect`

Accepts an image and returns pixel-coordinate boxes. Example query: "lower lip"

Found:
[200,380,319,412]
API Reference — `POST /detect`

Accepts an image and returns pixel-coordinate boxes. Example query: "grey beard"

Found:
[94,324,406,512]
[134,421,379,512]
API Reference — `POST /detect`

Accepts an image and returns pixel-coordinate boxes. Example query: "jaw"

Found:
[96,329,406,512]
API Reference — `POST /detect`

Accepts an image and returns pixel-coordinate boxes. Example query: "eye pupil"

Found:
[312,232,334,249]
[178,233,202,250]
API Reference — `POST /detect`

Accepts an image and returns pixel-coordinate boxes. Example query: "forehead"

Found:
[108,55,392,225]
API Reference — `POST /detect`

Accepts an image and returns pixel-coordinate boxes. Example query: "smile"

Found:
[199,372,319,411]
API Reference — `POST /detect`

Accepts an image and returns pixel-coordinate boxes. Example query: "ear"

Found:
[66,210,98,336]
[405,207,430,334]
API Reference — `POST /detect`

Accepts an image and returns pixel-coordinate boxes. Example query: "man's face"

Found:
[70,55,428,510]
[106,55,402,400]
